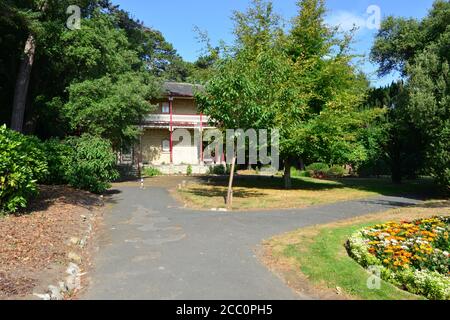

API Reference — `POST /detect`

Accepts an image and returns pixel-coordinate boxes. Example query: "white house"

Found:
[119,82,224,174]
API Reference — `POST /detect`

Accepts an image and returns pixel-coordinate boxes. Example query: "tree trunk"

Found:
[284,158,292,189]
[391,162,402,184]
[11,33,36,132]
[390,139,402,184]
[299,157,305,171]
[23,94,38,135]
[226,155,237,210]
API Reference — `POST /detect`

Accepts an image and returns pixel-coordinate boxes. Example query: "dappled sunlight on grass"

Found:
[176,176,442,210]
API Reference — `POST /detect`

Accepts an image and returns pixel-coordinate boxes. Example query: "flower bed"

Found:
[347,216,450,300]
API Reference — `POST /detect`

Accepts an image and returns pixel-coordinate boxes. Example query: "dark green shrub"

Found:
[301,170,311,177]
[291,167,301,178]
[225,164,238,175]
[39,139,73,185]
[208,164,237,175]
[64,134,119,193]
[305,162,329,178]
[0,125,47,213]
[186,165,193,176]
[305,162,330,172]
[326,165,348,178]
[209,165,226,175]
[143,167,162,177]
[358,158,390,177]
[291,168,310,178]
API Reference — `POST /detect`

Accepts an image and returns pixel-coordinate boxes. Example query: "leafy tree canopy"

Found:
[0,0,192,144]
[371,0,450,76]
[197,0,381,189]
[371,0,450,189]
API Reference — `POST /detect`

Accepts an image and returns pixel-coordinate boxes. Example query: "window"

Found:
[162,139,170,152]
[162,102,170,114]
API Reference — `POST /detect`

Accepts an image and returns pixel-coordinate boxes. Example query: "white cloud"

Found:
[325,10,367,33]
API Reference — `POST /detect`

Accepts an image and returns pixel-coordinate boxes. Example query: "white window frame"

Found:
[162,139,170,152]
[161,102,170,114]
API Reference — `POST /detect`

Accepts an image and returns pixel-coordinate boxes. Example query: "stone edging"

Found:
[33,205,99,300]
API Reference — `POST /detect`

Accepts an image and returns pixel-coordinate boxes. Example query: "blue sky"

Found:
[112,0,435,87]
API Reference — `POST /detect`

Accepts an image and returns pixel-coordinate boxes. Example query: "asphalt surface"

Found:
[83,182,421,300]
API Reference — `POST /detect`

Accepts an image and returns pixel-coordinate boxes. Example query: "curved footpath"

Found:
[82,185,421,300]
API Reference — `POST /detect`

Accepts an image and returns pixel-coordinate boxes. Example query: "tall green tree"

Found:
[1,0,190,143]
[197,0,283,131]
[0,1,29,126]
[188,51,220,84]
[280,0,378,187]
[198,0,378,193]
[3,0,107,133]
[371,0,450,190]
[408,41,450,189]
[196,0,285,206]
[363,82,425,183]
[59,10,162,148]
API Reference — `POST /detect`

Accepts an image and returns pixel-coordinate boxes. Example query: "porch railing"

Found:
[143,114,211,128]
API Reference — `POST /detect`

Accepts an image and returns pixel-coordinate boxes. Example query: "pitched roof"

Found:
[163,82,204,98]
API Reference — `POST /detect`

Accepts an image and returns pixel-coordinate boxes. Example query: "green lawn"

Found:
[261,200,450,300]
[176,176,442,210]
[261,203,450,299]
[281,222,421,300]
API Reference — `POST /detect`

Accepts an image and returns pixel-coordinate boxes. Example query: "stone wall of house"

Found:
[141,129,171,165]
[150,98,197,115]
[147,164,209,175]
[172,98,197,114]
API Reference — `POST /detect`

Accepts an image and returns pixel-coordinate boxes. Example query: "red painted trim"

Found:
[169,98,173,164]
[215,145,219,164]
[200,113,204,163]
[148,112,206,117]
[144,123,209,129]
[170,113,203,116]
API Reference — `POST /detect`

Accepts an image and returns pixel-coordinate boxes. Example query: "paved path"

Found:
[83,183,421,300]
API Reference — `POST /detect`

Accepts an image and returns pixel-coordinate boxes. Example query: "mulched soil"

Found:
[0,185,103,299]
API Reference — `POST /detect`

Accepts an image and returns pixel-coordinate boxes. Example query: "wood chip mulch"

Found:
[0,185,103,299]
